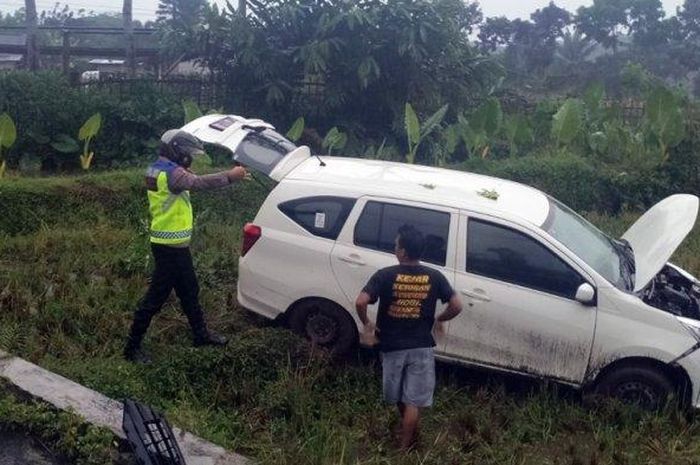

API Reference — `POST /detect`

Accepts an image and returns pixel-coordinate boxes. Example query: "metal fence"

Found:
[78,77,227,109]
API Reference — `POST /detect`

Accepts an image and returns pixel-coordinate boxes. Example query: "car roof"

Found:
[285,157,551,227]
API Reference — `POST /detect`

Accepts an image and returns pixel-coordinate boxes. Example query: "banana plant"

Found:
[183,100,203,124]
[445,98,501,159]
[646,86,685,162]
[78,113,102,170]
[503,115,533,157]
[322,127,347,155]
[286,117,305,142]
[405,103,449,164]
[0,113,17,178]
[551,98,584,148]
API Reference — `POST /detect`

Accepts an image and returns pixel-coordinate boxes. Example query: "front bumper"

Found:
[675,344,700,408]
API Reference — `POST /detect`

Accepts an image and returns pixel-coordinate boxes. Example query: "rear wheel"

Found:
[594,365,675,410]
[288,300,357,355]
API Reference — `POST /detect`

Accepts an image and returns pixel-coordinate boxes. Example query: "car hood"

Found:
[622,194,699,292]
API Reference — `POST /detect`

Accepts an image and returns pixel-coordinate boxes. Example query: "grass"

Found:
[0,380,126,464]
[3,170,700,464]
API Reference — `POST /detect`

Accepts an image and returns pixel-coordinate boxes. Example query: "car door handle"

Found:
[338,255,366,266]
[461,289,491,302]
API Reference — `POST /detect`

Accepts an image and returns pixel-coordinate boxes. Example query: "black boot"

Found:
[124,312,154,364]
[123,346,152,364]
[193,330,228,347]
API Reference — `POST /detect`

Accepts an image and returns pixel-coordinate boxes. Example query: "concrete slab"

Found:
[0,350,249,465]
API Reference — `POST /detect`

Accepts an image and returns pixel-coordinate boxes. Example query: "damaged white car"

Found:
[183,114,700,409]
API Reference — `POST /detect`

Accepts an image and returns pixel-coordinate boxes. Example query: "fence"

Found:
[78,77,227,109]
[0,26,159,75]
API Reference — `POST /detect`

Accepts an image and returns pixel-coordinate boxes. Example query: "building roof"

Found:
[0,33,26,46]
[287,157,551,227]
[0,53,22,62]
[88,59,125,65]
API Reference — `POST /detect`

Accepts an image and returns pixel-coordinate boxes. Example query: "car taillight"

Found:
[241,223,262,257]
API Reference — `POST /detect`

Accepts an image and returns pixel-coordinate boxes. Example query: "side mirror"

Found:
[575,283,596,306]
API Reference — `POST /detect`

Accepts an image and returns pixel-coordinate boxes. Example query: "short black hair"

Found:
[397,224,424,260]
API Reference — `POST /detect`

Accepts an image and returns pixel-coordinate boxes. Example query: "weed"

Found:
[3,170,700,464]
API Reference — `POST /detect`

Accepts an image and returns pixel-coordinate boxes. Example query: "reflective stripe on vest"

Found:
[147,160,193,245]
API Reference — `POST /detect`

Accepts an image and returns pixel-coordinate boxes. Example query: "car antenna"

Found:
[314,152,326,167]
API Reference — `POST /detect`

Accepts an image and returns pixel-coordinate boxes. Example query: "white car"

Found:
[183,115,700,409]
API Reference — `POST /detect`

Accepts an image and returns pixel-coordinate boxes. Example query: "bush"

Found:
[460,155,622,213]
[0,169,267,236]
[459,148,700,214]
[0,71,183,172]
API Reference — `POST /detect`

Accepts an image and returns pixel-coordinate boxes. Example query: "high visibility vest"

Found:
[146,159,193,245]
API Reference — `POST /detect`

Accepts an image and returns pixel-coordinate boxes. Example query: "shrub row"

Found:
[0,169,267,236]
[0,71,182,172]
[2,142,699,237]
[461,142,700,213]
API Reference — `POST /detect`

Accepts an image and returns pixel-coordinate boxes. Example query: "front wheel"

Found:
[593,365,675,410]
[288,300,357,356]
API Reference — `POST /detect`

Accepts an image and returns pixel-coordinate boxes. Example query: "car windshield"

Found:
[542,197,633,291]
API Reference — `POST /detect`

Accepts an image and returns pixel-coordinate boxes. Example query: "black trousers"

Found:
[126,244,209,351]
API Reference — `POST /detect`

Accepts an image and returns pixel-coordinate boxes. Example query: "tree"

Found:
[678,0,700,40]
[576,0,632,52]
[478,16,513,52]
[0,9,25,27]
[628,0,667,46]
[531,1,572,45]
[481,3,571,76]
[157,0,207,61]
[201,0,499,158]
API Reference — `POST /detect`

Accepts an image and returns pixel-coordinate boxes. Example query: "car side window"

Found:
[466,218,583,299]
[354,201,450,266]
[279,196,356,240]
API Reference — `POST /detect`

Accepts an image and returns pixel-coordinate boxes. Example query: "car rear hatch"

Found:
[180,114,310,181]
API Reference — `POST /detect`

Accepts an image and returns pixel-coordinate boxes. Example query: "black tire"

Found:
[288,300,357,356]
[594,365,675,410]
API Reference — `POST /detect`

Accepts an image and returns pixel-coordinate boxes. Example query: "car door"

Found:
[330,197,458,351]
[444,212,597,384]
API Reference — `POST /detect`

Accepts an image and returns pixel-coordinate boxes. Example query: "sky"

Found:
[0,0,688,22]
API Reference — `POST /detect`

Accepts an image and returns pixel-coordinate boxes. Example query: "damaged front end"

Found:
[641,264,700,321]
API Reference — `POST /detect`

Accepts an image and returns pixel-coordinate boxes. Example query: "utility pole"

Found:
[62,30,70,75]
[25,0,39,70]
[123,0,135,77]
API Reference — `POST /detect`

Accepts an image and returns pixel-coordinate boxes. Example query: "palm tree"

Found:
[555,30,597,66]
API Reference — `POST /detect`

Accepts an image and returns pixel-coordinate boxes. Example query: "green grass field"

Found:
[2,170,700,465]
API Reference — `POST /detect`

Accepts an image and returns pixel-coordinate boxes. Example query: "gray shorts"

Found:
[381,347,435,407]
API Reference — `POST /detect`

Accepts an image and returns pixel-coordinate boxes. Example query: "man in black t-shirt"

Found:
[356,224,462,451]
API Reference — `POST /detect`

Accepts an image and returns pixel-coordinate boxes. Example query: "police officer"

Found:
[124,130,247,363]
